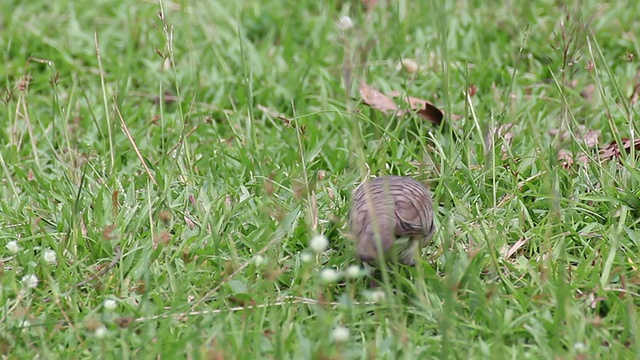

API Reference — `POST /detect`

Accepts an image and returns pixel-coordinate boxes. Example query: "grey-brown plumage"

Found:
[348,175,435,265]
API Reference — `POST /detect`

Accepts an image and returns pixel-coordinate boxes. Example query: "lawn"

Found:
[1,0,640,358]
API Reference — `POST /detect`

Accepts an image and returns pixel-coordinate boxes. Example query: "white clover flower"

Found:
[331,325,350,342]
[345,265,363,278]
[103,299,117,311]
[21,274,38,289]
[19,319,30,328]
[6,241,20,254]
[365,290,386,303]
[573,342,587,352]
[320,268,340,283]
[95,325,108,339]
[396,58,424,74]
[253,255,266,266]
[309,234,329,253]
[43,250,57,265]
[300,252,313,263]
[335,16,354,31]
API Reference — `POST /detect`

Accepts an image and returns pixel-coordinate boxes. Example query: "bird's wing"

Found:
[394,198,427,236]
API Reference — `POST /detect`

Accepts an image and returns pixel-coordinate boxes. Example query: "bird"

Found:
[348,175,435,266]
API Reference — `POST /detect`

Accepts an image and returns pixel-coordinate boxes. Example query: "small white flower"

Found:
[573,342,587,352]
[6,241,20,254]
[309,234,329,253]
[320,268,340,283]
[103,299,117,311]
[43,250,57,265]
[331,325,350,342]
[365,290,386,302]
[21,274,38,289]
[95,325,108,339]
[253,255,266,266]
[301,252,313,263]
[396,58,424,74]
[345,265,363,278]
[18,319,30,328]
[335,16,354,31]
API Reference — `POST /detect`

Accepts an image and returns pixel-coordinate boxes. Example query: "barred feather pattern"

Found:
[348,175,435,265]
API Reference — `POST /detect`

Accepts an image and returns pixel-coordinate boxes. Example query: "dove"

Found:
[348,175,435,265]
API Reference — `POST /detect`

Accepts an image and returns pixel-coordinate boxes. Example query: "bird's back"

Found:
[348,176,434,263]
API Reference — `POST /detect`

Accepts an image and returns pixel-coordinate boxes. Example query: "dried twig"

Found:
[139,295,378,322]
[7,295,382,331]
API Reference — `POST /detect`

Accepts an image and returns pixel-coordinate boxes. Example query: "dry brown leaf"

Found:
[559,138,640,167]
[583,129,600,148]
[548,125,600,148]
[360,82,462,126]
[359,81,398,115]
[389,91,457,126]
[402,95,444,126]
[391,95,444,126]
[504,237,529,259]
[558,149,588,168]
[184,215,195,230]
[599,138,640,161]
[485,123,515,155]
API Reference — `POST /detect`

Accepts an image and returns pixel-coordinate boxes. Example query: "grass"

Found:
[1,0,640,358]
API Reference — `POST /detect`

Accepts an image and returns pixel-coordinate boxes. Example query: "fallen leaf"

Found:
[504,237,529,259]
[599,138,640,161]
[558,149,588,168]
[559,138,640,167]
[485,123,515,155]
[409,97,462,122]
[359,81,398,115]
[404,96,444,125]
[360,82,461,126]
[583,129,600,148]
[389,91,457,126]
[372,94,441,126]
[184,215,195,230]
[548,125,600,148]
